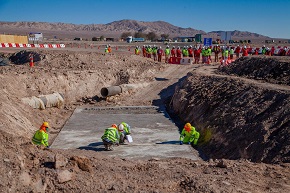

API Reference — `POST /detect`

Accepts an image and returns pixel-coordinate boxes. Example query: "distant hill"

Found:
[209,30,270,39]
[0,20,270,40]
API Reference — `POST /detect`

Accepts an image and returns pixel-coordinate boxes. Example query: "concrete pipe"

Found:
[21,92,64,110]
[101,83,150,97]
[101,86,122,97]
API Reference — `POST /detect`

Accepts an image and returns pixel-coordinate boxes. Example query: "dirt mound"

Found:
[8,50,43,65]
[171,59,290,164]
[218,56,290,85]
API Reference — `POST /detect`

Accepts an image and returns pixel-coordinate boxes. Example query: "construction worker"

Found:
[235,45,241,58]
[108,44,112,53]
[179,123,200,146]
[105,45,109,53]
[32,122,50,148]
[194,47,201,64]
[176,46,182,58]
[118,122,131,144]
[142,45,146,57]
[152,45,157,61]
[101,124,120,151]
[242,46,248,56]
[230,47,234,59]
[213,45,220,62]
[165,45,170,63]
[157,46,163,62]
[135,46,140,55]
[171,46,176,57]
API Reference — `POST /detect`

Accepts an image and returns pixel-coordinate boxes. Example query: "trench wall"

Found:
[171,72,290,163]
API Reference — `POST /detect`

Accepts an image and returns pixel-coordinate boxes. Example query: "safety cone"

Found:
[29,54,34,67]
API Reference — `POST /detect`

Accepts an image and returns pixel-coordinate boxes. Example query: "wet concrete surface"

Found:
[52,106,200,160]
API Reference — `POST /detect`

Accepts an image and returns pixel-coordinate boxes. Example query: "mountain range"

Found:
[0,19,270,40]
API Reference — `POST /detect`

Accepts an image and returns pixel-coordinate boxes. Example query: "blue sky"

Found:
[0,0,289,38]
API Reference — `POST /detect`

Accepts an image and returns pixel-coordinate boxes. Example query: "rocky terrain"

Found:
[0,47,289,192]
[0,20,270,40]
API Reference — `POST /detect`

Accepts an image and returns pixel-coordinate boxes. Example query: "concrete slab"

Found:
[51,106,199,160]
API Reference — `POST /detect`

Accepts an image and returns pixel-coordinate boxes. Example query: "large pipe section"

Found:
[101,83,149,97]
[101,86,122,97]
[22,92,64,110]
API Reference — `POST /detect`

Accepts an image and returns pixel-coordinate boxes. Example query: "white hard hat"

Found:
[244,46,247,49]
[118,124,124,131]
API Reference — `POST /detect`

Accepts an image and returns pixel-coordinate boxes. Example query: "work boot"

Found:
[108,146,114,151]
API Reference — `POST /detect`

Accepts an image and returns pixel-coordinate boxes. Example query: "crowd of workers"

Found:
[133,44,290,65]
[32,121,200,151]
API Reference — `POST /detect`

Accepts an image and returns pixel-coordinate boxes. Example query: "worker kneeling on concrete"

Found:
[101,124,120,151]
[180,123,200,146]
[32,121,50,148]
[118,122,132,144]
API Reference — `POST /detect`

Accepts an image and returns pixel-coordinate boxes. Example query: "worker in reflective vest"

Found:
[180,123,200,145]
[165,46,170,63]
[101,124,120,151]
[118,122,131,144]
[32,122,50,148]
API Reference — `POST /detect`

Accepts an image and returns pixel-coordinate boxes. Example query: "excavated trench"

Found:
[169,56,290,164]
[2,51,289,164]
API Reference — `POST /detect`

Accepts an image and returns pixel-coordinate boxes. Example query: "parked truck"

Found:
[126,36,145,43]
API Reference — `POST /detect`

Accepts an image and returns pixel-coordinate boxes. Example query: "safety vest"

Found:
[165,48,170,55]
[101,127,119,143]
[222,50,229,57]
[135,48,139,55]
[121,122,131,135]
[180,126,199,143]
[32,130,49,147]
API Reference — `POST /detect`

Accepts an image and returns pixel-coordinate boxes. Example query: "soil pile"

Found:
[218,56,290,85]
[171,57,290,164]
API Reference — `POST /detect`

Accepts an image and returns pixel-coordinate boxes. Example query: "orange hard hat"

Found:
[185,123,191,129]
[111,124,117,128]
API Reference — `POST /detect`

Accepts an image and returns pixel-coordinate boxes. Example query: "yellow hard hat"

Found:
[42,122,50,128]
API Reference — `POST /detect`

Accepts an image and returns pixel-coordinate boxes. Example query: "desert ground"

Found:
[0,41,290,192]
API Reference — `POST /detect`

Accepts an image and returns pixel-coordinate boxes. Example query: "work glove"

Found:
[180,141,183,145]
[46,146,50,149]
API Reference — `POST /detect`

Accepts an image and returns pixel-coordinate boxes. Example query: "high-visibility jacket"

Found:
[224,50,229,57]
[152,47,157,54]
[32,129,49,147]
[135,48,140,55]
[101,127,119,143]
[121,122,131,135]
[180,126,200,145]
[165,48,170,56]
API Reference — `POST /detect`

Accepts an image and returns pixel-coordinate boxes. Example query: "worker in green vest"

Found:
[180,123,200,146]
[101,124,120,151]
[32,122,50,148]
